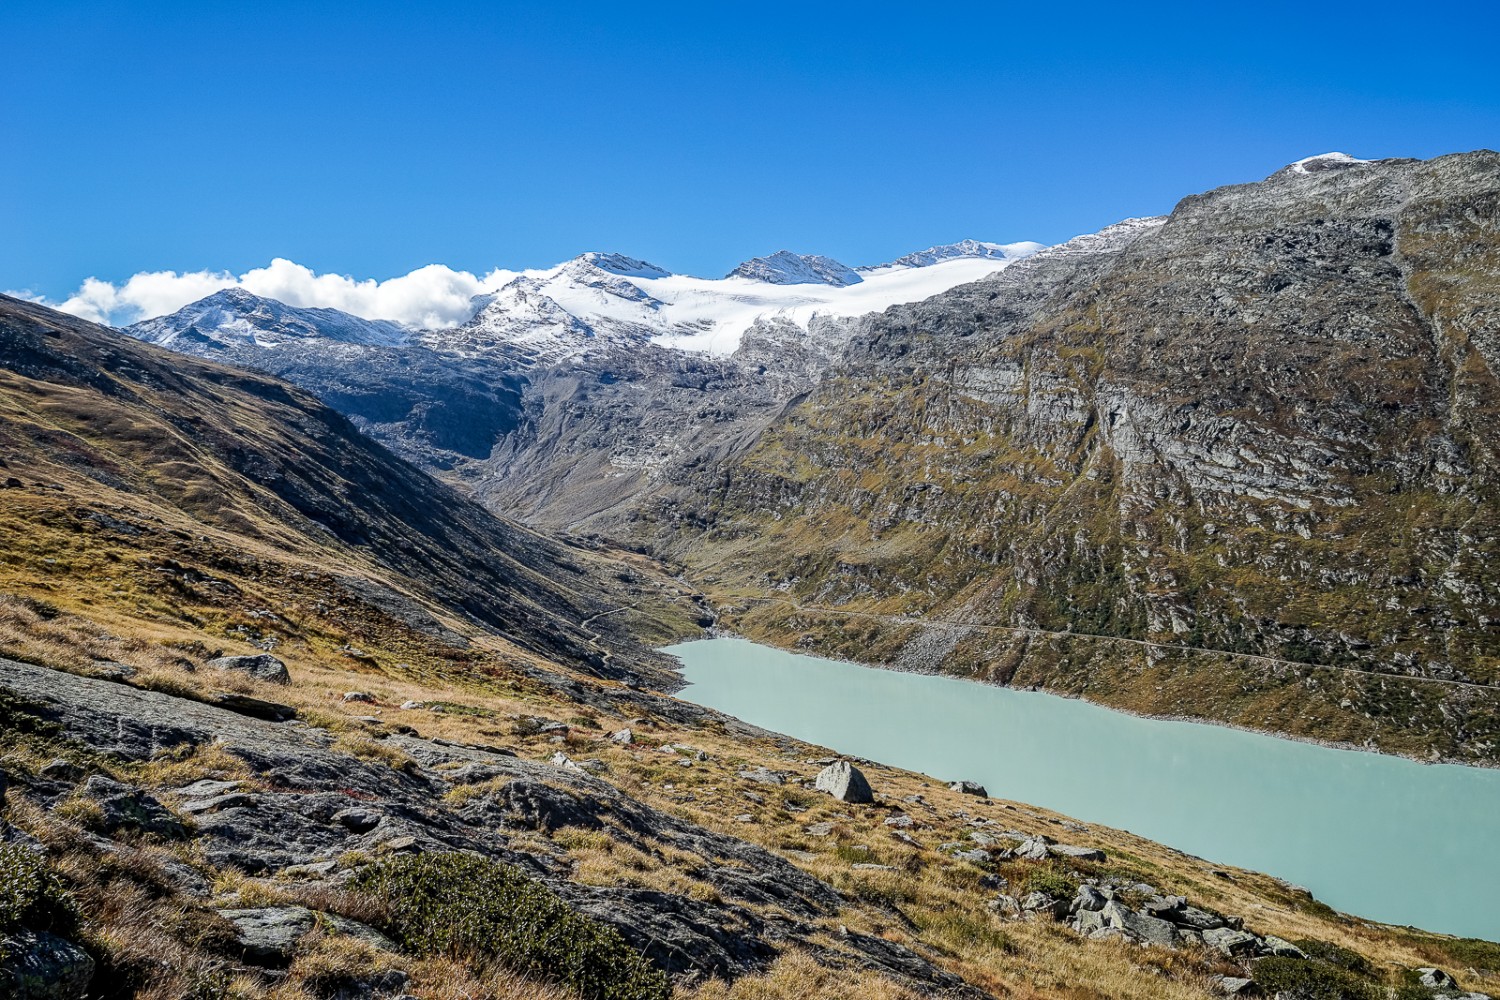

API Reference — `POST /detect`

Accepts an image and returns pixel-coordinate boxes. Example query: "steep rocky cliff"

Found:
[639,152,1500,762]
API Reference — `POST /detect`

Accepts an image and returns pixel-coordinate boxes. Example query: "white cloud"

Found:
[16,260,522,329]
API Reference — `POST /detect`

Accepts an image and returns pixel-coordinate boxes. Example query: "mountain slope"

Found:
[0,293,661,678]
[641,150,1500,763]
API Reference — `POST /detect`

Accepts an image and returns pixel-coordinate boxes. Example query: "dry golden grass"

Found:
[683,950,923,1000]
[2,480,1495,999]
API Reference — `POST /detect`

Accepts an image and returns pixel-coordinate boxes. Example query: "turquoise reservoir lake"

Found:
[664,636,1500,941]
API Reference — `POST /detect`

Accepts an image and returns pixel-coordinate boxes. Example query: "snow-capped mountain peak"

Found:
[572,252,671,279]
[1284,152,1372,175]
[124,235,1046,364]
[127,287,409,350]
[726,251,863,287]
[858,239,1048,273]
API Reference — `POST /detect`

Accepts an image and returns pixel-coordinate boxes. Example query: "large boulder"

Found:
[1071,885,1108,913]
[1021,892,1069,920]
[218,905,395,964]
[1101,900,1178,949]
[1416,968,1457,990]
[218,906,316,964]
[206,654,291,685]
[1014,836,1053,860]
[1203,927,1261,957]
[0,929,96,999]
[949,780,988,797]
[813,761,873,804]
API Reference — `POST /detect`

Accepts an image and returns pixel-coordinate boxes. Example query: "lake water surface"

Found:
[664,636,1500,941]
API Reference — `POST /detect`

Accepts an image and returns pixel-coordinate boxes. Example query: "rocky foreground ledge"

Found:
[2,653,1495,1000]
[0,656,978,998]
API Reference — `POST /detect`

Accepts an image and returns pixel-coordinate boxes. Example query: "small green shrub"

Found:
[352,853,668,1000]
[1293,939,1375,977]
[1252,956,1382,1000]
[0,843,78,936]
[1022,866,1078,900]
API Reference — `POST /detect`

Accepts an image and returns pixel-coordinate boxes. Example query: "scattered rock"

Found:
[1173,904,1226,931]
[0,929,96,999]
[206,654,291,685]
[1049,843,1106,862]
[1212,975,1256,996]
[1072,885,1108,913]
[343,691,376,704]
[949,780,988,796]
[1074,908,1108,935]
[609,728,633,744]
[1101,900,1177,949]
[1202,927,1260,957]
[1014,836,1052,860]
[805,821,836,837]
[1021,892,1069,920]
[737,766,786,785]
[988,894,1021,917]
[814,760,874,804]
[883,814,914,828]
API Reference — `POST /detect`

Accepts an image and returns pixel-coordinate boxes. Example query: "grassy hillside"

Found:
[0,295,1495,999]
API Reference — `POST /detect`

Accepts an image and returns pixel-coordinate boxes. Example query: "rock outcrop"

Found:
[0,655,977,993]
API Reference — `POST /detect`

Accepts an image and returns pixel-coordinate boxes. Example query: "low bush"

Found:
[352,853,669,1000]
[0,842,78,937]
[1022,865,1078,900]
[1293,939,1375,977]
[1252,956,1383,1000]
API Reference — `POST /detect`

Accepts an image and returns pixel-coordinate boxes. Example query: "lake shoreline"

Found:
[664,633,1500,941]
[678,625,1496,773]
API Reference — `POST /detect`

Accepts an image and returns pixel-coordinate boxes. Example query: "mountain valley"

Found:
[2,151,1499,1000]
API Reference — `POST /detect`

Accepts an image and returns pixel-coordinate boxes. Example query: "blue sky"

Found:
[4,0,1498,304]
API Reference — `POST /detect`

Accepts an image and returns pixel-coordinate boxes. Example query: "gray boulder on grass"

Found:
[814,760,874,804]
[207,654,291,685]
[949,780,988,796]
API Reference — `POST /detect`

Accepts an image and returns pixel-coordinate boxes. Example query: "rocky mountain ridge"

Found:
[636,150,1500,763]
